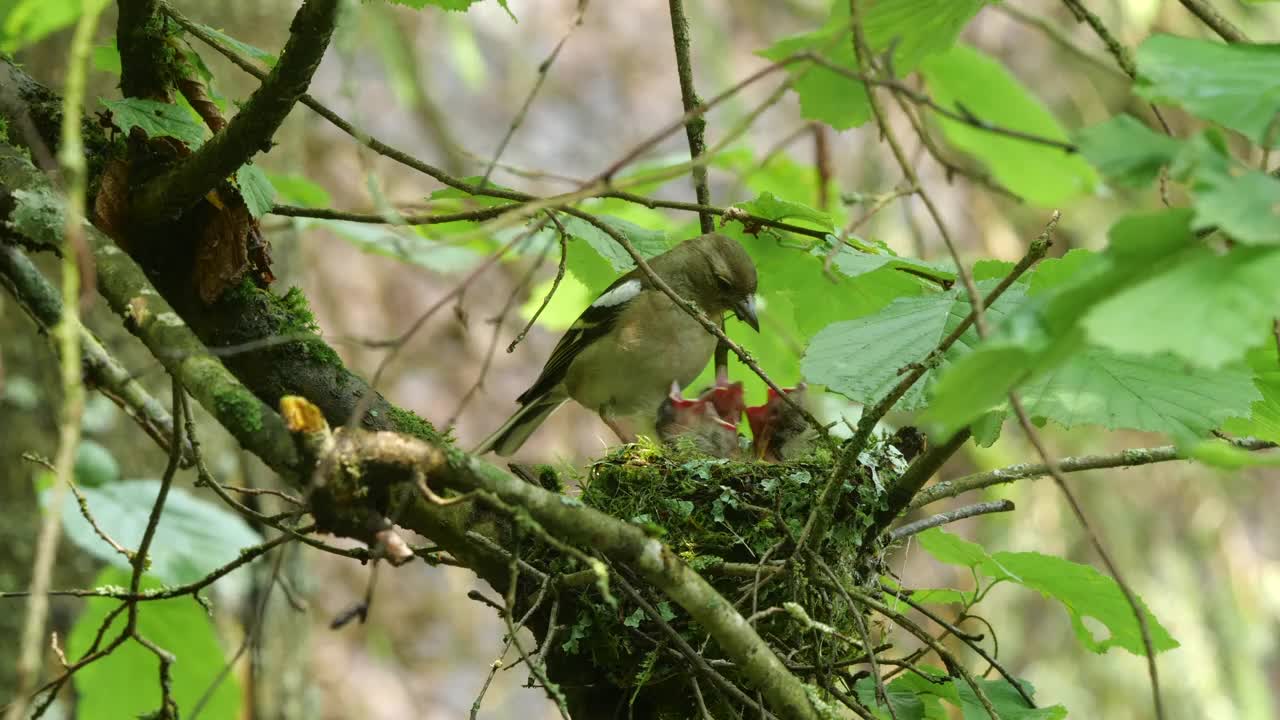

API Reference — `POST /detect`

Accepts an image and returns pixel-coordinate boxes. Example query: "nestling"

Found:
[747,384,814,462]
[475,232,759,456]
[656,382,742,458]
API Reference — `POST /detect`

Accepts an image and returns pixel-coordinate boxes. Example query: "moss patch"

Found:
[533,436,907,717]
[213,386,264,433]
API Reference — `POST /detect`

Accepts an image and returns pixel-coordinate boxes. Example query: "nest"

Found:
[536,434,914,717]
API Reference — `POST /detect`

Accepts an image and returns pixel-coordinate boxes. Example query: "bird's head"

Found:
[681,233,759,331]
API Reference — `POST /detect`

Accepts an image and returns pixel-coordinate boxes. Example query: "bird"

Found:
[746,384,814,461]
[655,382,742,458]
[475,232,759,456]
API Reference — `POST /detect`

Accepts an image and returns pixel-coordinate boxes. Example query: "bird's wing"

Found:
[515,273,643,405]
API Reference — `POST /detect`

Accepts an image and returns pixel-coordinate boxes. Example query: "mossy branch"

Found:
[130,0,339,223]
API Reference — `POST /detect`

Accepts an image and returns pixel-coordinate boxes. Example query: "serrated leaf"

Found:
[1224,347,1280,443]
[51,479,261,586]
[100,97,207,146]
[803,281,1024,411]
[919,530,1177,656]
[734,191,831,228]
[1076,114,1182,187]
[1082,245,1280,368]
[1192,171,1280,244]
[235,163,276,219]
[1019,349,1259,436]
[921,44,1096,205]
[558,215,670,272]
[1136,35,1280,147]
[69,568,241,720]
[759,0,988,130]
[187,20,278,66]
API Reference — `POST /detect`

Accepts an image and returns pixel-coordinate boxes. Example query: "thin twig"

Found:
[909,437,1277,509]
[481,2,588,185]
[668,0,715,234]
[270,203,516,225]
[888,500,1015,540]
[1007,394,1165,720]
[612,567,778,720]
[1175,0,1251,43]
[508,213,569,353]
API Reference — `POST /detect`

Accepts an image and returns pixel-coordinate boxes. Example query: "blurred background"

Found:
[2,0,1279,717]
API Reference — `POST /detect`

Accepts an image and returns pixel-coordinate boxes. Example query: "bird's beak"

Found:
[733,294,760,332]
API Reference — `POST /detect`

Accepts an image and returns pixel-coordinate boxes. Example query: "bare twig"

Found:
[909,437,1277,509]
[1007,394,1165,720]
[1175,0,1251,43]
[668,0,715,234]
[481,2,588,185]
[888,500,1015,540]
[508,214,569,353]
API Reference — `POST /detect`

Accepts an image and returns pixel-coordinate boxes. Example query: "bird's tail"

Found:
[473,393,567,456]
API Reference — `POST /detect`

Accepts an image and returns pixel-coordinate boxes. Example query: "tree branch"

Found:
[0,244,192,461]
[1175,0,1251,44]
[131,0,339,223]
[668,0,714,234]
[310,422,821,720]
[909,437,1278,509]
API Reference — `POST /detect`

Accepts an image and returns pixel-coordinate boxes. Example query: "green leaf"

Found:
[1,0,109,52]
[69,568,241,720]
[100,98,207,146]
[267,173,332,208]
[952,678,1066,720]
[802,281,1025,411]
[984,551,1178,655]
[916,527,999,571]
[51,479,261,586]
[921,210,1212,437]
[854,675,928,720]
[1224,347,1280,443]
[1076,114,1183,187]
[302,219,482,273]
[235,163,276,219]
[1184,437,1280,468]
[92,42,121,74]
[733,191,832,228]
[919,530,1177,656]
[920,44,1096,205]
[74,440,120,488]
[186,20,278,66]
[1018,348,1259,436]
[759,0,988,130]
[1192,171,1280,245]
[623,608,644,628]
[703,226,925,405]
[558,215,671,273]
[1136,35,1280,147]
[828,245,955,284]
[1082,245,1280,368]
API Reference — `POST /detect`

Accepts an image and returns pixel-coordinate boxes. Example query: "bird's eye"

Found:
[715,274,733,290]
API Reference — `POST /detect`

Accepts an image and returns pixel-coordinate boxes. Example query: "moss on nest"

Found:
[536,436,910,716]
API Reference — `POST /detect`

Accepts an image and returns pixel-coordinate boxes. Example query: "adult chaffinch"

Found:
[475,232,759,456]
[656,382,742,458]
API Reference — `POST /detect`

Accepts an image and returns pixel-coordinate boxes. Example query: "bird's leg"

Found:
[602,415,636,444]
